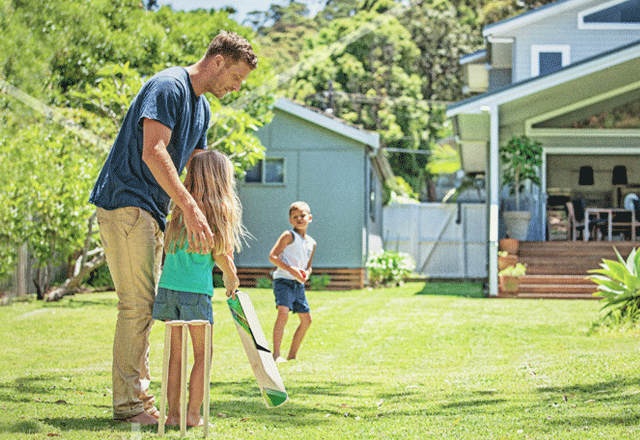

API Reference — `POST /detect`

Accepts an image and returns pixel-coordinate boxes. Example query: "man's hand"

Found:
[183,204,214,254]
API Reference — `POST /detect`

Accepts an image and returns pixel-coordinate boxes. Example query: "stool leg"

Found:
[180,323,188,437]
[203,322,211,438]
[158,322,172,436]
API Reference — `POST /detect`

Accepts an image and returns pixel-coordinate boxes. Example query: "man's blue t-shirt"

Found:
[89,67,210,231]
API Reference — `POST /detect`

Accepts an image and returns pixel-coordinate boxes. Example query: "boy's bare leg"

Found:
[166,326,183,426]
[287,312,311,360]
[186,324,211,427]
[272,306,290,361]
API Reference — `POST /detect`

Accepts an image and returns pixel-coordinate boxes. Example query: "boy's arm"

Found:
[304,244,316,278]
[269,231,306,283]
[213,252,239,299]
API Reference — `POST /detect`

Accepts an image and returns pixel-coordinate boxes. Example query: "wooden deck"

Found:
[214,267,366,291]
[499,241,640,299]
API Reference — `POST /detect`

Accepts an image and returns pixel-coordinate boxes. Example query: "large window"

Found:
[579,0,640,29]
[530,45,570,77]
[244,158,285,184]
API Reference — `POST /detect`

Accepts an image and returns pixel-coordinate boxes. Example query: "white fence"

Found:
[383,203,488,278]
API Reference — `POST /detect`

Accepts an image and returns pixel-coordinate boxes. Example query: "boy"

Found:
[268,201,316,362]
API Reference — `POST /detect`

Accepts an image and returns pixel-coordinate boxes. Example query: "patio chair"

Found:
[566,199,607,241]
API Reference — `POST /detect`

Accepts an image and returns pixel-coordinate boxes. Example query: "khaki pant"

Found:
[96,207,164,419]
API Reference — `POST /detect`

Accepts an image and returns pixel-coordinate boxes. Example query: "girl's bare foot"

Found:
[165,414,181,426]
[186,413,204,427]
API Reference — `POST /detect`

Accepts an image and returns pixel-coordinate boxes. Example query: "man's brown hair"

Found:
[206,30,257,69]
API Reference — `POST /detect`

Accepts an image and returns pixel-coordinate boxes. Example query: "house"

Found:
[234,98,393,290]
[447,0,640,295]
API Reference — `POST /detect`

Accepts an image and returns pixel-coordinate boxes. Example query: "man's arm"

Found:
[141,118,214,253]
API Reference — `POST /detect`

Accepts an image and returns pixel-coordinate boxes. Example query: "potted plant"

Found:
[498,251,518,271]
[500,135,543,240]
[499,262,527,293]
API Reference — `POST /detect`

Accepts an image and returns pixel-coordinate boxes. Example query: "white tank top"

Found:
[273,230,316,281]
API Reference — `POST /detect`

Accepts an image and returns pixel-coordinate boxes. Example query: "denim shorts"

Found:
[273,278,310,314]
[152,287,214,323]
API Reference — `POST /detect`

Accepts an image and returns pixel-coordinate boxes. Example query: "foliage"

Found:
[308,273,331,291]
[0,114,99,284]
[588,247,640,329]
[366,250,415,287]
[385,176,419,205]
[0,1,276,289]
[256,277,273,289]
[499,135,542,211]
[498,262,526,277]
[441,174,486,203]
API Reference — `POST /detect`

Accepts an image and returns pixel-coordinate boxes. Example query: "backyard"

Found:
[1,282,639,439]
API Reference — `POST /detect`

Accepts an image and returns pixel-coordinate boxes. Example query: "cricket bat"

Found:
[227,290,289,408]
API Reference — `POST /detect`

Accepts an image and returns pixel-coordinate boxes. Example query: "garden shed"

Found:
[233,98,393,290]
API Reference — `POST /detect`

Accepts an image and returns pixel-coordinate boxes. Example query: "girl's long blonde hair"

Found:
[165,150,245,256]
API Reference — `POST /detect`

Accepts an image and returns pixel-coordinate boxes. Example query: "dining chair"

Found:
[565,199,607,241]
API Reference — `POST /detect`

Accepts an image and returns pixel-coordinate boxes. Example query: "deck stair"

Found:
[500,241,639,299]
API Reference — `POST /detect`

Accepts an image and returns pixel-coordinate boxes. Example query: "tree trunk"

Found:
[45,255,106,302]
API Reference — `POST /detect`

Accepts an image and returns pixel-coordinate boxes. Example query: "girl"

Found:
[152,150,244,427]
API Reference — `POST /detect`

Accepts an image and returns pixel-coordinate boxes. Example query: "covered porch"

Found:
[447,41,640,296]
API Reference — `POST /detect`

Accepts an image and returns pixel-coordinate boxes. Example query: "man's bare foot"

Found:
[146,406,161,420]
[120,412,158,425]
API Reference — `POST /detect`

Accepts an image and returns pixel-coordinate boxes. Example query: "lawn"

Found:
[1,282,639,439]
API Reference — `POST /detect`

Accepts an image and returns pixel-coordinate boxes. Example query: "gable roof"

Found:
[447,38,640,116]
[274,98,380,151]
[484,0,587,36]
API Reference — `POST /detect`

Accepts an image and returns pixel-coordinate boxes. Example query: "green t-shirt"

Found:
[158,241,215,296]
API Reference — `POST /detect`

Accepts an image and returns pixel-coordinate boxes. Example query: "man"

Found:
[89,31,257,425]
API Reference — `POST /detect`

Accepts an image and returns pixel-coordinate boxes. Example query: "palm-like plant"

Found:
[588,247,640,326]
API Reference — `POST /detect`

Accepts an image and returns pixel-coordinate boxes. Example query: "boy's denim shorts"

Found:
[273,278,310,314]
[152,287,214,323]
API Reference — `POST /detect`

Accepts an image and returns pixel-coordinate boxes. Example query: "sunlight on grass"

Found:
[1,283,639,439]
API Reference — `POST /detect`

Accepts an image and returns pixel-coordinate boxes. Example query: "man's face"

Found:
[211,58,253,99]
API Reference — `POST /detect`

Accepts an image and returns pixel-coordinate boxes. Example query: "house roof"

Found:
[460,49,487,65]
[274,98,380,151]
[447,38,640,117]
[483,0,588,36]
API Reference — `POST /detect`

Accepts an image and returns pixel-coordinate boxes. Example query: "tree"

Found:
[0,1,276,297]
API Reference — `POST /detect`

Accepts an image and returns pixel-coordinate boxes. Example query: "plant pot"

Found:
[503,211,532,241]
[499,238,519,255]
[499,275,520,293]
[498,254,518,271]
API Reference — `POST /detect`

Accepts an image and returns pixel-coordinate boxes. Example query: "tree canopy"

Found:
[0,0,275,290]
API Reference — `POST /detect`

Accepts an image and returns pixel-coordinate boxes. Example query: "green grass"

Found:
[1,282,640,439]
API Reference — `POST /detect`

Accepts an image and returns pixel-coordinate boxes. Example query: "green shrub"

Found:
[213,273,224,288]
[308,274,331,291]
[86,264,113,289]
[588,247,640,330]
[256,277,272,289]
[366,250,415,287]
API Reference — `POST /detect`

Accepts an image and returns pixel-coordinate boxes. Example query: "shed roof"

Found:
[274,98,380,151]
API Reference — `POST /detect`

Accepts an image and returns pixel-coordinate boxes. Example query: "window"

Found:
[579,0,640,29]
[243,158,285,184]
[530,45,570,77]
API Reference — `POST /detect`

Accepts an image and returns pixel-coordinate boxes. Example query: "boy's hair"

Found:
[205,31,258,69]
[289,201,311,217]
[165,150,247,255]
